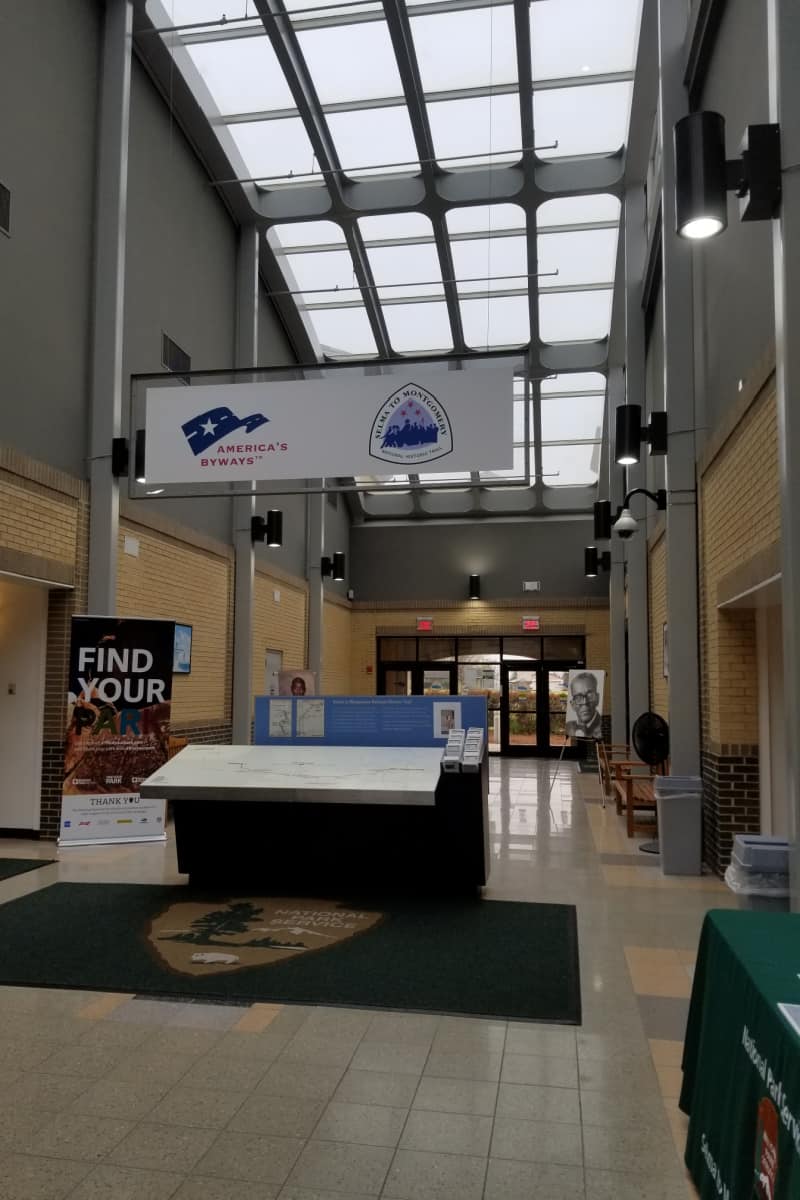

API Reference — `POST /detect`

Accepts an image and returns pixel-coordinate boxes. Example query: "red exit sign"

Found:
[416,617,434,632]
[522,616,540,631]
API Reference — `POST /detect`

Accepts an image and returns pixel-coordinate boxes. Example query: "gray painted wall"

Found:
[350,519,606,603]
[0,0,100,476]
[696,0,774,433]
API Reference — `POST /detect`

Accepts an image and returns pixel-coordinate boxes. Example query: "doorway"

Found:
[0,576,48,832]
[501,665,575,755]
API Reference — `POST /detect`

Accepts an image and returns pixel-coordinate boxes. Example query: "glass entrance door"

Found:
[503,668,537,752]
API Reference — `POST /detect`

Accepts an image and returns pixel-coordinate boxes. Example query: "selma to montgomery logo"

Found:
[370,383,453,465]
[181,406,288,467]
[149,897,383,976]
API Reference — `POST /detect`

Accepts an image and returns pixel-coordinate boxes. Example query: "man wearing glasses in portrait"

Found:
[565,671,603,739]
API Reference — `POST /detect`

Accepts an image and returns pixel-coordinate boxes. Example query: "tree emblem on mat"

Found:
[148,896,383,976]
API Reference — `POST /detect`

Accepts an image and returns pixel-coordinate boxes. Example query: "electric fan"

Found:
[631,712,670,853]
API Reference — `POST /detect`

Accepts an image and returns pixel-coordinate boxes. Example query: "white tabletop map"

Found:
[140,744,444,806]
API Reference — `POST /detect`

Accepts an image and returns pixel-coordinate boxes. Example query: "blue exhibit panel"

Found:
[253,695,487,747]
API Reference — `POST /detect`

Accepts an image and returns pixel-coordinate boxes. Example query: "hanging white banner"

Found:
[143,367,514,484]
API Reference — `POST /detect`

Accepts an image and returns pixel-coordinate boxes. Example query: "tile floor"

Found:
[0,758,733,1199]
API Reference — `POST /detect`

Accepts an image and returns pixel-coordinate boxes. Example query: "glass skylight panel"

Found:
[326,108,419,176]
[460,296,530,349]
[541,442,601,487]
[382,303,454,354]
[531,0,641,81]
[359,213,436,244]
[359,215,443,300]
[541,395,604,442]
[308,307,378,357]
[227,118,318,183]
[269,221,345,251]
[539,289,612,342]
[296,23,403,106]
[428,94,521,167]
[482,446,526,480]
[446,204,525,236]
[541,371,606,395]
[538,194,622,229]
[147,0,261,33]
[450,236,528,295]
[285,249,359,304]
[411,7,518,93]
[534,81,633,159]
[184,37,296,116]
[537,228,618,288]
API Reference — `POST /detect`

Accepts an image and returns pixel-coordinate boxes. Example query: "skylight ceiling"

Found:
[142,0,643,519]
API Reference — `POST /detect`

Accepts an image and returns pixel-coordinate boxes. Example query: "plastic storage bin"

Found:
[655,777,702,876]
[732,834,789,874]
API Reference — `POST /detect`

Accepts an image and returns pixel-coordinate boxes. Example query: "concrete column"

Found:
[767,0,800,904]
[606,366,627,744]
[623,183,652,733]
[87,0,132,614]
[306,492,325,684]
[657,0,701,775]
[231,226,260,743]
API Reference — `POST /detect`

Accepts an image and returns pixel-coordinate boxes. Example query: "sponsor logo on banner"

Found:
[182,407,270,455]
[369,383,453,465]
[149,897,383,976]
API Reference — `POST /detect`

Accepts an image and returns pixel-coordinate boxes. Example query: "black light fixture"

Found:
[468,574,481,600]
[584,547,611,578]
[612,488,667,539]
[615,405,668,466]
[110,430,147,483]
[675,112,781,240]
[321,552,346,581]
[593,500,612,541]
[251,510,283,547]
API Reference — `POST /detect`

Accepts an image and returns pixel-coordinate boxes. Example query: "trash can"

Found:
[655,776,703,875]
[724,835,791,912]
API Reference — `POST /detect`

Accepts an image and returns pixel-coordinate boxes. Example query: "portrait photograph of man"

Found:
[565,669,605,740]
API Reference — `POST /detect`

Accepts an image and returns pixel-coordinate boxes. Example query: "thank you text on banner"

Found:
[60,617,175,846]
[144,366,515,485]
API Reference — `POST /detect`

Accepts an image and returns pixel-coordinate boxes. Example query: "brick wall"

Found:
[698,369,780,872]
[253,567,308,694]
[648,531,668,720]
[116,520,233,729]
[323,597,353,693]
[350,599,610,695]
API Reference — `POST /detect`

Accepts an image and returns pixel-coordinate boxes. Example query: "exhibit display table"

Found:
[680,910,800,1199]
[141,744,489,891]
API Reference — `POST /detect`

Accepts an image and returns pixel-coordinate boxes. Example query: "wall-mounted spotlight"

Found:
[468,574,481,600]
[612,488,667,539]
[615,405,668,466]
[675,112,781,240]
[251,510,283,547]
[111,431,147,484]
[593,500,612,541]
[584,547,611,578]
[321,552,346,581]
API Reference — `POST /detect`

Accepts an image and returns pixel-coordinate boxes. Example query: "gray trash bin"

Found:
[655,776,702,875]
[724,835,790,911]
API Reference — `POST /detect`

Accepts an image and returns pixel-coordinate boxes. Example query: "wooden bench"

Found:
[614,771,658,838]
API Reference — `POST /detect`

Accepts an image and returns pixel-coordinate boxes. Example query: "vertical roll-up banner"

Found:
[59,617,175,846]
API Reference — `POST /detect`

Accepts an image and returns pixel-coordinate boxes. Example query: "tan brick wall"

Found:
[699,386,779,746]
[116,521,232,727]
[253,570,308,696]
[323,599,353,693]
[350,601,610,695]
[648,533,668,720]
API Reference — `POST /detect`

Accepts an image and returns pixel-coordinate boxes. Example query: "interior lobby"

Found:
[1,1,799,1197]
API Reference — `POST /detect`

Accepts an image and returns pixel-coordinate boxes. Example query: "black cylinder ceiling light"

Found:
[332,552,346,581]
[675,111,729,240]
[615,404,643,466]
[265,509,283,548]
[468,574,481,600]
[584,547,610,578]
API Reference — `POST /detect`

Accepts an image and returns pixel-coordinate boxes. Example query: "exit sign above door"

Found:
[522,616,540,631]
[416,617,434,632]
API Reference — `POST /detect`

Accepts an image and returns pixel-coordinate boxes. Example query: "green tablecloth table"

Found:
[680,910,800,1199]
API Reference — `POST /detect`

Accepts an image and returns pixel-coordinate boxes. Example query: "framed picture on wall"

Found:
[173,624,193,675]
[662,623,669,679]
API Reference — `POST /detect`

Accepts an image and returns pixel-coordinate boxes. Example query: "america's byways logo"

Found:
[369,383,453,465]
[179,406,288,469]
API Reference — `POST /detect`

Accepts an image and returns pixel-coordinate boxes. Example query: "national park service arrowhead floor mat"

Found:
[0,883,581,1023]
